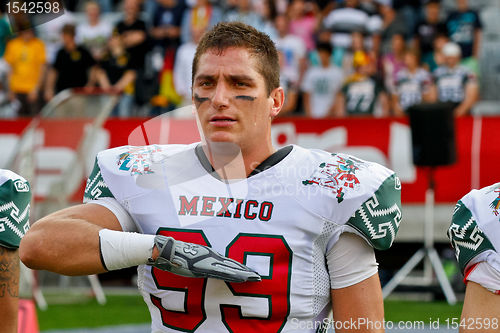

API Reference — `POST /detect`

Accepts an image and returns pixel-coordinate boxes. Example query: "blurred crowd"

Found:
[0,0,486,118]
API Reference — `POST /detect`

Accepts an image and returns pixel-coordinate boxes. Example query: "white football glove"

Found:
[147,235,261,283]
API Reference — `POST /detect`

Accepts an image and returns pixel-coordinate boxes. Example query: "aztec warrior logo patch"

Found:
[488,184,500,219]
[302,154,365,203]
[117,146,162,175]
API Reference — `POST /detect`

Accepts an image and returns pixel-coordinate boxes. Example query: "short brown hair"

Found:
[192,22,280,95]
[62,24,76,36]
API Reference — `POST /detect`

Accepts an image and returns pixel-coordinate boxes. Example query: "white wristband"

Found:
[99,229,155,271]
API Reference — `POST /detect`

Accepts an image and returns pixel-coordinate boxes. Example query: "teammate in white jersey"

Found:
[0,169,31,333]
[448,183,500,332]
[21,22,402,332]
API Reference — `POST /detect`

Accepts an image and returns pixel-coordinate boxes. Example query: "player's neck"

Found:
[201,141,276,179]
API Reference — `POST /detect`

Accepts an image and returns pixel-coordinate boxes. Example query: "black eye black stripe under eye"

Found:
[194,94,209,103]
[235,96,256,101]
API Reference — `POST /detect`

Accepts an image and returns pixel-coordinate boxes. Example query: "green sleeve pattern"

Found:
[0,178,31,249]
[83,158,114,202]
[346,174,402,250]
[447,200,495,274]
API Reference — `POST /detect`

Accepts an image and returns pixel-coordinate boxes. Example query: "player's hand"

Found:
[147,235,261,283]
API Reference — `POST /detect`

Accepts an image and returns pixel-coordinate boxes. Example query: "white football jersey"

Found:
[84,144,402,333]
[448,183,500,275]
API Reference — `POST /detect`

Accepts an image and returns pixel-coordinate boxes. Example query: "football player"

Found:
[448,183,500,333]
[0,170,31,333]
[21,22,402,332]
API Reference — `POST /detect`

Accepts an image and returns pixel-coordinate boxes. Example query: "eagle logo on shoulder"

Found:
[302,154,365,203]
[117,146,163,175]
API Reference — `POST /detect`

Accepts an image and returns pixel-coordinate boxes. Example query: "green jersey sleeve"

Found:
[83,157,115,202]
[346,173,402,250]
[447,200,495,274]
[0,175,31,249]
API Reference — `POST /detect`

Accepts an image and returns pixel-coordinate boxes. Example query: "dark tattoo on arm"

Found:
[235,95,256,101]
[0,247,20,298]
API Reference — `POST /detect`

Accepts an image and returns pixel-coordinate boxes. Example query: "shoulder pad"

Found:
[346,173,402,250]
[448,185,499,274]
[0,171,31,249]
[84,144,195,203]
[83,156,115,202]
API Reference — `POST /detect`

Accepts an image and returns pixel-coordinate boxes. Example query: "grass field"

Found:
[36,293,463,331]
[37,294,150,330]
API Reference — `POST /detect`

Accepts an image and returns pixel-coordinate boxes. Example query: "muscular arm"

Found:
[0,246,20,333]
[460,281,500,333]
[20,204,122,276]
[331,274,384,333]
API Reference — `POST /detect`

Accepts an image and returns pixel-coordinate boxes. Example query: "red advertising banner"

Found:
[1,116,498,203]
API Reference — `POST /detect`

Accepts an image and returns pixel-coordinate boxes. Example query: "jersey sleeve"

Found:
[345,172,402,250]
[0,173,31,249]
[83,157,115,203]
[447,199,496,275]
[83,154,138,232]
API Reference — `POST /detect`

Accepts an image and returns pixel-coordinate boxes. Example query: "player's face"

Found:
[192,47,283,151]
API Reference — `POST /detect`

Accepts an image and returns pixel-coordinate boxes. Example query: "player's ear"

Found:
[269,87,284,118]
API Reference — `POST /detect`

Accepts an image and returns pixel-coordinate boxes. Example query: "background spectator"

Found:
[412,0,447,64]
[92,34,137,117]
[223,0,265,32]
[301,42,343,118]
[151,0,187,51]
[0,9,13,117]
[4,26,46,117]
[376,0,408,55]
[287,0,319,52]
[433,42,478,116]
[323,0,381,50]
[422,32,448,72]
[333,50,389,117]
[181,0,222,44]
[115,0,148,69]
[381,33,406,95]
[392,48,436,116]
[76,1,113,61]
[445,0,482,72]
[274,14,307,92]
[173,27,204,105]
[115,0,150,110]
[44,24,95,101]
[0,0,491,118]
[37,11,76,65]
[255,0,278,40]
[0,8,11,58]
[277,50,300,116]
[333,31,378,77]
